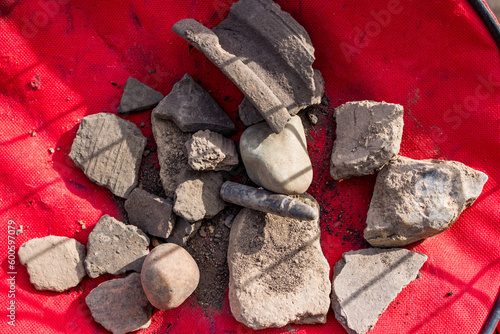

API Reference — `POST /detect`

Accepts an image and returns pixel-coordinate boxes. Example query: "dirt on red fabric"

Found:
[1,1,500,334]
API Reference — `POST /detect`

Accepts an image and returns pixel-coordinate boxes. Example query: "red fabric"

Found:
[1,0,499,333]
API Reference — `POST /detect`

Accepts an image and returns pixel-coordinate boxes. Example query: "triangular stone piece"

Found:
[331,248,427,334]
[118,77,164,114]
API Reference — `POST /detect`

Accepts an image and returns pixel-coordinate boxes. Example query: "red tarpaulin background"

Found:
[1,0,499,333]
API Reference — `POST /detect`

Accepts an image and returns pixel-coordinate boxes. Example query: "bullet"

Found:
[220,181,318,221]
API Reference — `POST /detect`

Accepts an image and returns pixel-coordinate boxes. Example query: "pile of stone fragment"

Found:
[17,1,488,334]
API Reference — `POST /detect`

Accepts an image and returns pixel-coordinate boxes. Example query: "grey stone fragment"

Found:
[173,170,225,222]
[86,273,153,334]
[69,113,146,198]
[330,101,404,180]
[154,74,235,135]
[18,236,86,292]
[85,215,150,278]
[173,0,324,133]
[117,77,164,114]
[331,248,427,334]
[124,188,175,239]
[151,113,191,198]
[364,156,488,247]
[185,130,238,171]
[228,194,330,329]
[220,181,318,220]
[240,116,312,194]
[165,217,202,246]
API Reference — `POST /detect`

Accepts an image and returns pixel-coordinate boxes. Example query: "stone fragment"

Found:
[69,113,146,198]
[240,116,312,194]
[117,77,164,114]
[228,194,330,329]
[165,217,202,246]
[85,215,150,278]
[154,74,235,135]
[331,248,427,334]
[330,101,404,180]
[151,113,191,198]
[18,236,86,292]
[124,188,175,239]
[86,273,153,334]
[220,181,317,220]
[173,170,225,222]
[185,130,238,171]
[141,243,200,310]
[173,0,324,133]
[364,156,488,247]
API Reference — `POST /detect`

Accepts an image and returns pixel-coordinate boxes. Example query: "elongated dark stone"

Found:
[220,181,318,221]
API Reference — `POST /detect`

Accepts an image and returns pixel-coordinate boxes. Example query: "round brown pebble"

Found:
[141,243,199,310]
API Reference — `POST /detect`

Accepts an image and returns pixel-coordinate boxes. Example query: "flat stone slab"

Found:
[124,188,175,239]
[330,101,404,180]
[240,116,312,194]
[151,114,191,198]
[228,194,330,329]
[165,217,202,246]
[364,156,488,247]
[154,74,235,135]
[18,236,86,292]
[85,215,150,278]
[332,248,427,334]
[173,170,225,222]
[69,113,146,198]
[185,130,238,171]
[118,77,164,114]
[173,0,324,133]
[86,273,153,334]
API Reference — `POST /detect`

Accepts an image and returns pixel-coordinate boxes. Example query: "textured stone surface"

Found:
[330,101,404,180]
[69,113,146,198]
[154,74,235,135]
[228,194,330,329]
[173,0,324,133]
[141,243,200,310]
[332,248,427,334]
[118,77,163,114]
[185,130,238,171]
[85,215,150,278]
[124,188,175,239]
[165,217,202,246]
[365,156,488,247]
[173,170,225,222]
[240,116,312,194]
[151,113,191,198]
[86,273,153,334]
[18,236,86,292]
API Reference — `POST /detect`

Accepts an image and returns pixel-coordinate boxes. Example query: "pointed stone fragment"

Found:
[154,74,235,135]
[173,170,225,222]
[165,217,202,246]
[118,77,164,114]
[124,188,176,239]
[185,130,238,171]
[18,236,86,292]
[86,273,153,334]
[85,215,150,278]
[69,113,146,198]
[364,156,488,247]
[151,113,191,198]
[331,248,427,334]
[330,101,404,180]
[228,194,330,329]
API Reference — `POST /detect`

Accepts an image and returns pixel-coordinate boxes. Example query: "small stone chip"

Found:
[48,148,55,154]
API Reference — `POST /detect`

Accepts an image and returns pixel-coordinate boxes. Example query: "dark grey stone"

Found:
[165,217,201,246]
[154,74,235,135]
[84,215,150,278]
[69,113,146,198]
[118,77,163,114]
[124,188,175,239]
